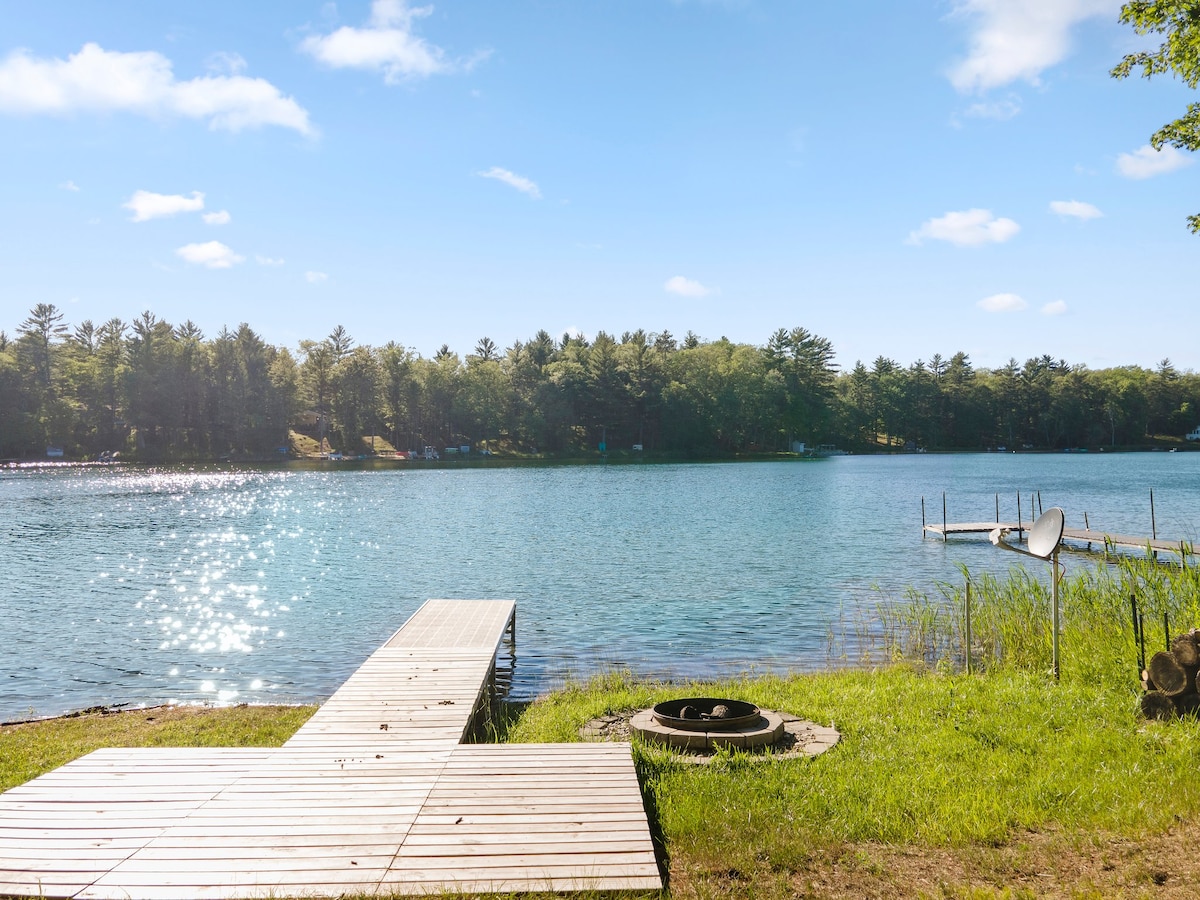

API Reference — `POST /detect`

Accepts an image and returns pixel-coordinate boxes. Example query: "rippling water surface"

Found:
[2,454,1198,720]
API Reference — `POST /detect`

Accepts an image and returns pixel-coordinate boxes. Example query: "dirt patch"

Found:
[669,823,1200,899]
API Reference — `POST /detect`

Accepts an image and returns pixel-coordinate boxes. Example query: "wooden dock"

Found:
[924,522,1191,558]
[0,599,663,898]
[923,521,1023,539]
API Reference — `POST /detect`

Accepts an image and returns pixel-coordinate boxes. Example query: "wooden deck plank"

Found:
[384,599,516,650]
[0,599,663,898]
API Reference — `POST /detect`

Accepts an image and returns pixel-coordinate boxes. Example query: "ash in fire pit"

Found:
[633,697,784,751]
[652,698,762,731]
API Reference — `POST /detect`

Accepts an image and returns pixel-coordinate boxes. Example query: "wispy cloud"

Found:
[476,166,541,198]
[664,275,713,298]
[58,179,80,191]
[908,208,1019,247]
[1041,300,1068,315]
[301,0,485,83]
[962,94,1022,120]
[124,190,204,222]
[205,51,247,76]
[0,43,315,135]
[1116,144,1194,179]
[947,0,1119,93]
[256,254,285,266]
[1049,199,1102,220]
[305,270,328,283]
[176,241,243,268]
[202,210,231,225]
[977,292,1028,312]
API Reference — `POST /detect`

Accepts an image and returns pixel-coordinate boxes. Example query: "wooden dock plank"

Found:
[0,598,664,898]
[924,521,1022,537]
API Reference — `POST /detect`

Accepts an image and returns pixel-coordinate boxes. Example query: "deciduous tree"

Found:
[1112,0,1200,231]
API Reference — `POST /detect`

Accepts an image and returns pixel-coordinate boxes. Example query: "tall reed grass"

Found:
[859,553,1200,688]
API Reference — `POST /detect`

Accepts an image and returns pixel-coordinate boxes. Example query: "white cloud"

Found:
[977,292,1028,313]
[1041,300,1068,315]
[0,43,314,136]
[305,270,328,283]
[202,209,231,225]
[176,241,243,268]
[908,208,1020,246]
[476,166,541,198]
[1049,199,1102,220]
[58,179,79,191]
[124,189,204,222]
[300,0,471,84]
[947,0,1119,93]
[1116,144,1195,179]
[206,51,247,76]
[962,95,1022,120]
[664,275,712,298]
[256,254,285,266]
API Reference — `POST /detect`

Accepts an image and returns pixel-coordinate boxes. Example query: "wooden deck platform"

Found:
[0,599,663,898]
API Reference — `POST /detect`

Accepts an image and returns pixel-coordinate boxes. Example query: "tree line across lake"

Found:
[3,303,1200,461]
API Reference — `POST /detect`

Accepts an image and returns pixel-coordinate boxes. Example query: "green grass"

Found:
[505,668,1200,855]
[0,704,316,792]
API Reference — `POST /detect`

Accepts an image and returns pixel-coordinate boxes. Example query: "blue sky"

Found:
[1,0,1196,371]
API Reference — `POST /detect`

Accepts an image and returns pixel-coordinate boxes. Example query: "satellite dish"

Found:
[1027,507,1065,559]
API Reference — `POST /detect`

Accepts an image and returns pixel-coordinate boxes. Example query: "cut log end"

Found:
[1171,633,1200,668]
[1147,651,1189,697]
[1141,690,1177,721]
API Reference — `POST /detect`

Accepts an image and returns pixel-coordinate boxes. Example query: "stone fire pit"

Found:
[631,696,785,751]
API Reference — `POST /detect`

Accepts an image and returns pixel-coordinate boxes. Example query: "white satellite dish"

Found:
[1027,507,1065,560]
[988,506,1066,680]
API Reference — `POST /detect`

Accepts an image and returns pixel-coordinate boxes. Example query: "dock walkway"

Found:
[924,522,1191,557]
[0,599,663,898]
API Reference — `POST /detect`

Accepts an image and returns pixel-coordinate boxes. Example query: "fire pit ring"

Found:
[632,697,785,751]
[652,698,762,732]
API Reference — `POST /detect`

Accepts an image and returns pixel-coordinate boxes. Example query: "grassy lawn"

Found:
[0,704,316,793]
[503,668,1200,898]
[4,555,1199,898]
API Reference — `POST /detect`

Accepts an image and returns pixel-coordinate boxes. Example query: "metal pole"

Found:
[965,579,973,675]
[1017,492,1022,536]
[1051,549,1060,681]
[1131,593,1143,675]
[1038,491,1043,517]
[1150,488,1157,539]
[995,493,999,523]
[942,492,947,543]
[921,496,926,538]
[1138,613,1146,675]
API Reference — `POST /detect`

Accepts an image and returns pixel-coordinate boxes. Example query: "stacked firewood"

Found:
[1141,629,1200,720]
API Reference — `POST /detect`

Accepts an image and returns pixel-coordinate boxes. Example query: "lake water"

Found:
[3,453,1198,721]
